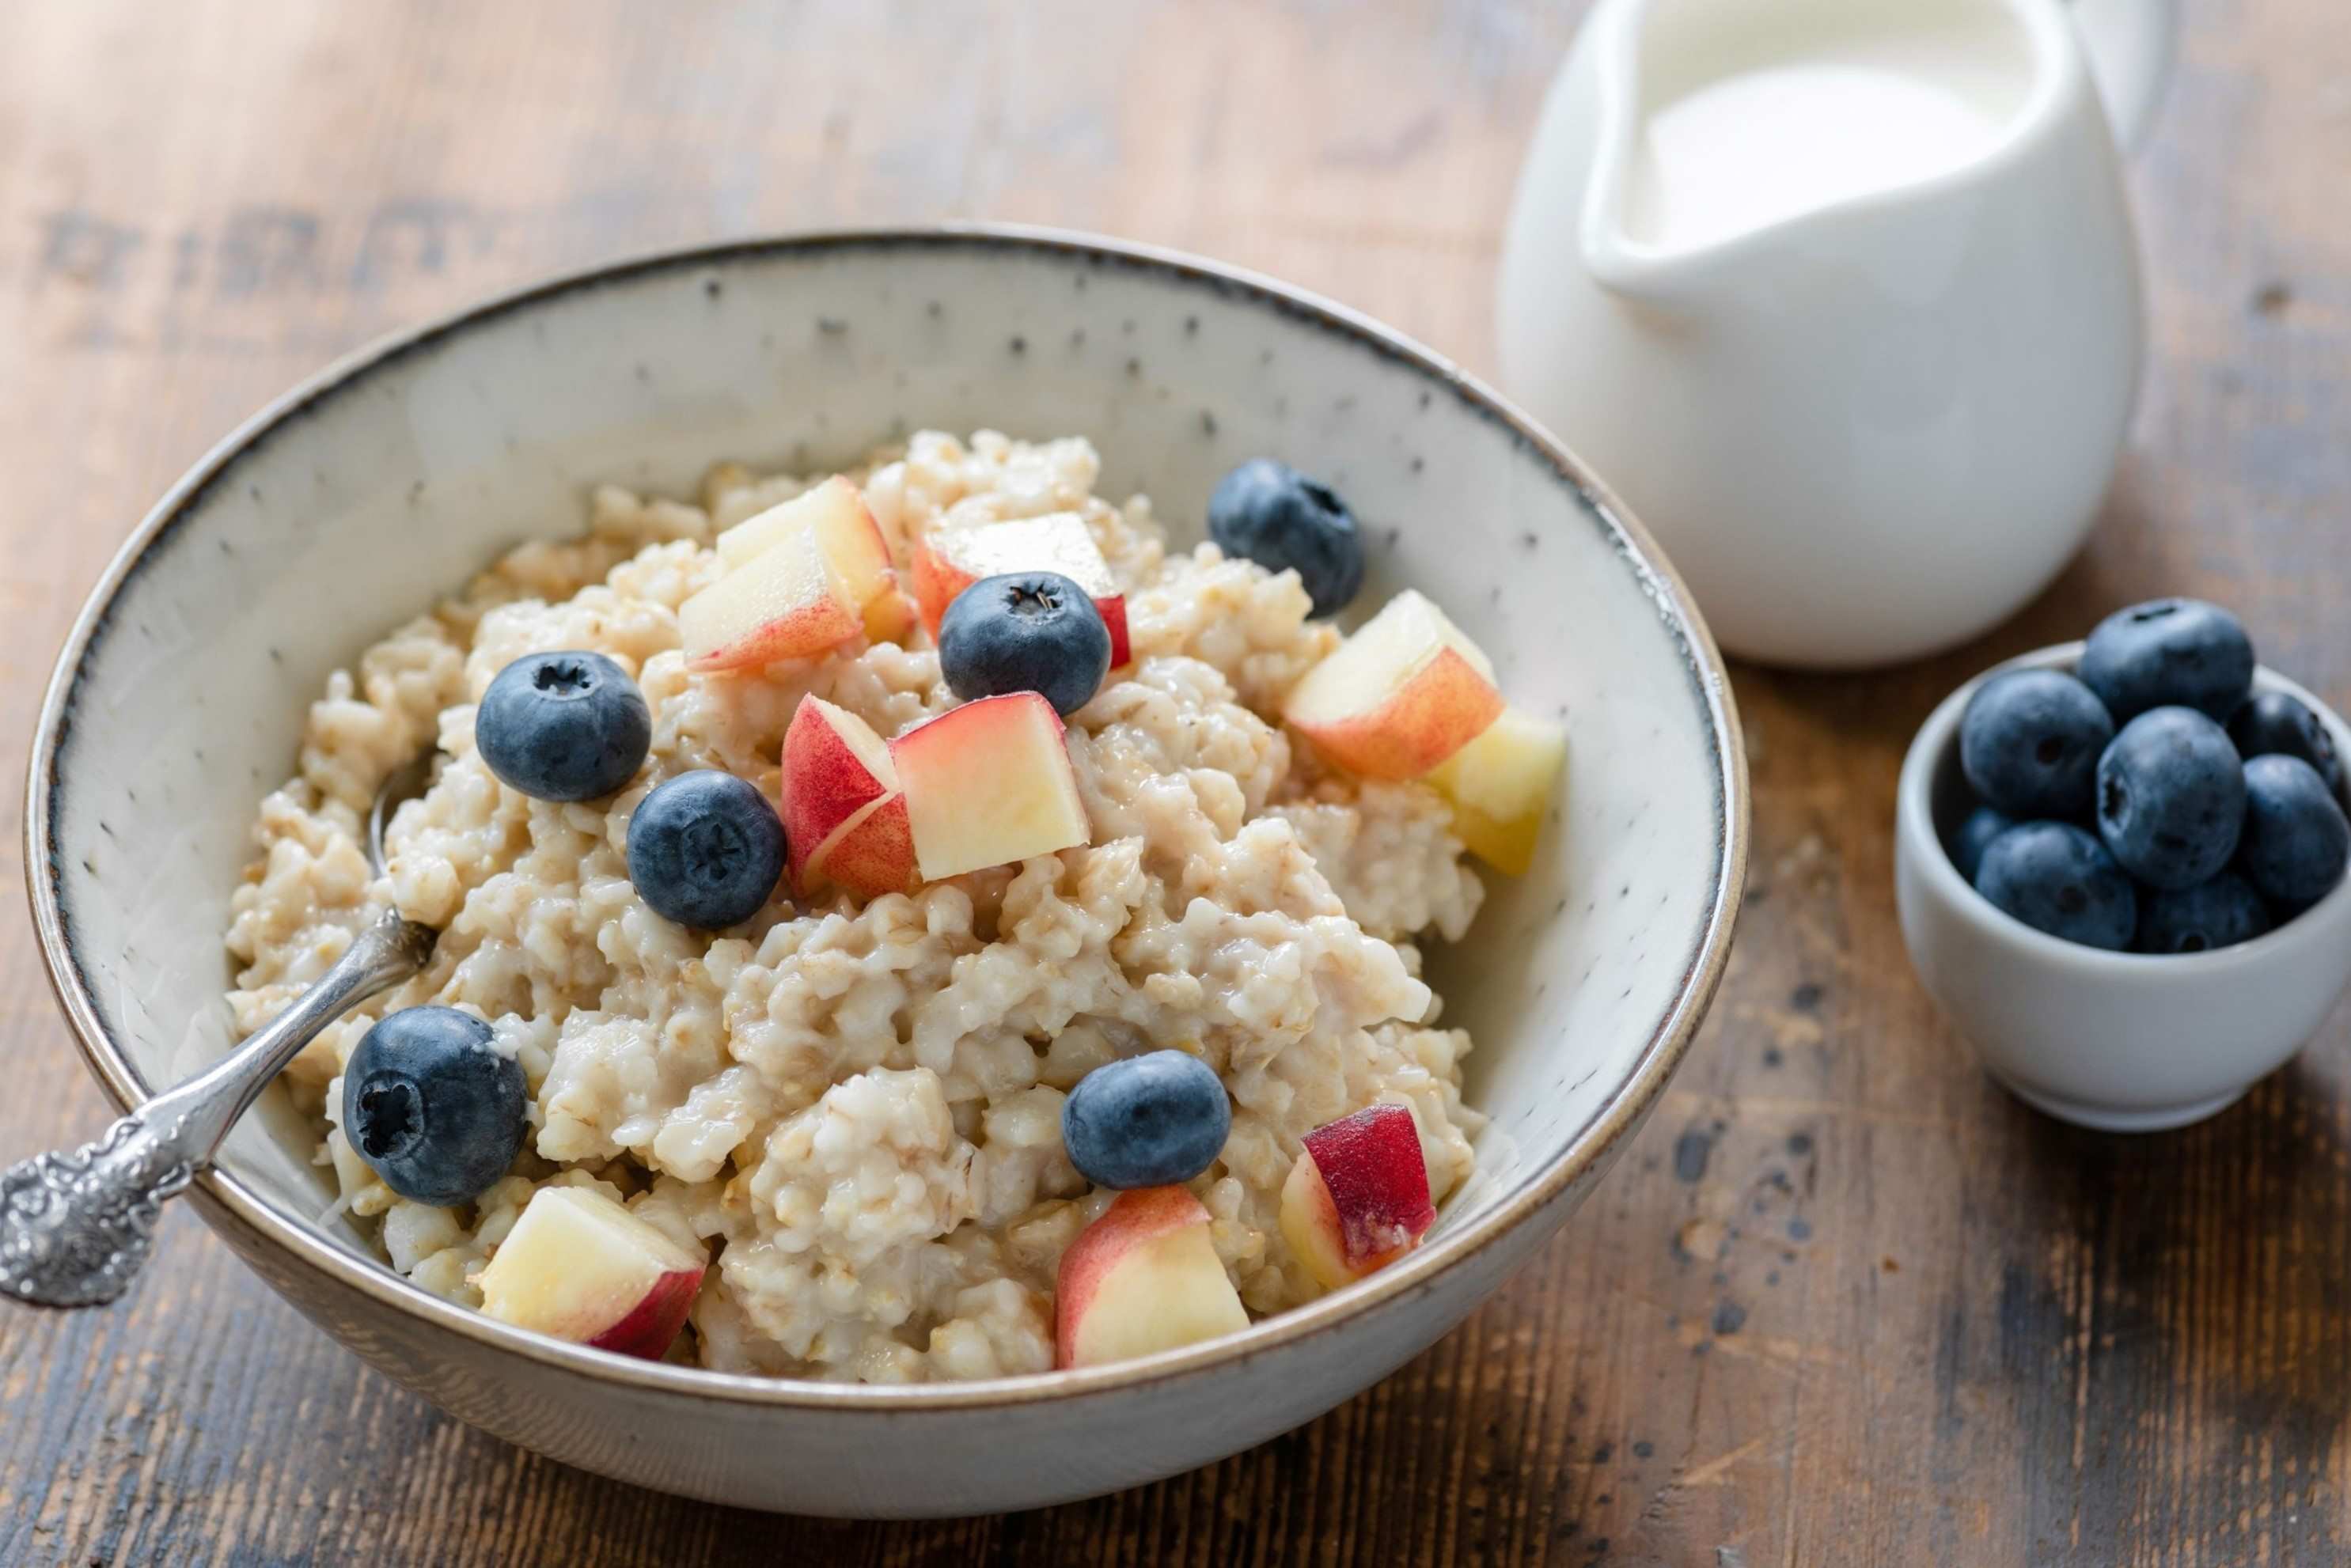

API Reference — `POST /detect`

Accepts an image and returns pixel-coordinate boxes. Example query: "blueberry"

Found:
[2135,872,2272,955]
[2228,691,2345,801]
[1061,1050,1232,1189]
[2238,754,2351,908]
[1974,820,2137,950]
[939,571,1112,718]
[626,771,786,928]
[477,651,652,802]
[343,1006,526,1207]
[1958,669,2113,818]
[2077,599,2254,722]
[1949,805,2015,881]
[1206,458,1366,617]
[2095,706,2246,889]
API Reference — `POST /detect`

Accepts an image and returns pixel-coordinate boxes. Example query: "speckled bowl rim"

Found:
[25,225,1748,1414]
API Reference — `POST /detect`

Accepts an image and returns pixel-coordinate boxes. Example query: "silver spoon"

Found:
[0,751,442,1309]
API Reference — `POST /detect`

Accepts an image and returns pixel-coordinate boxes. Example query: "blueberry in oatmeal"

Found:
[2134,872,2271,954]
[2077,599,2254,722]
[1208,458,1366,618]
[2236,753,2351,908]
[2095,706,2245,889]
[938,570,1112,717]
[1959,668,2112,819]
[1062,1050,1233,1189]
[343,1006,526,1207]
[626,770,787,929]
[476,650,651,801]
[1974,820,2137,950]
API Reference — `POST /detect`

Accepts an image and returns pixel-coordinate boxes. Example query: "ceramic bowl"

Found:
[1895,642,2351,1132]
[27,228,1746,1516]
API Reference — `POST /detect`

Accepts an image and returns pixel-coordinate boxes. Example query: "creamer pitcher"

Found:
[1498,0,2176,668]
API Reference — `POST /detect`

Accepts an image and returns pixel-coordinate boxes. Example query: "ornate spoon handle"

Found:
[0,908,435,1309]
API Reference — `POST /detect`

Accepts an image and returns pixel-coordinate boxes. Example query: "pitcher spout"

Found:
[1572,0,1765,312]
[1579,210,1727,312]
[1573,0,1721,311]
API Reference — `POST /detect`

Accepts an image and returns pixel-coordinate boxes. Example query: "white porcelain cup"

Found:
[1498,0,2177,669]
[1895,645,2351,1132]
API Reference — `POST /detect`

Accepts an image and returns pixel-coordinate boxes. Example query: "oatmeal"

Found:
[226,430,1511,1381]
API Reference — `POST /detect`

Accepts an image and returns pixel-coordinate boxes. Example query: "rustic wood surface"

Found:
[2,0,2345,1562]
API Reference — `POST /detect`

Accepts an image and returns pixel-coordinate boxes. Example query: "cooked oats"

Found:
[226,430,1487,1381]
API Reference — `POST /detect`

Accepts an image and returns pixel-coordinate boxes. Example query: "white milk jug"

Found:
[1497,0,2176,668]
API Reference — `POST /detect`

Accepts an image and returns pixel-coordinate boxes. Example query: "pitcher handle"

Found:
[2068,0,2177,153]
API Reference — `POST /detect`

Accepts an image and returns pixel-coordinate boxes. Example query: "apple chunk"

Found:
[803,793,916,899]
[712,477,916,650]
[1055,1185,1249,1369]
[1282,590,1504,778]
[889,692,1091,881]
[912,514,1131,666]
[680,528,864,672]
[783,696,894,869]
[1278,1104,1435,1291]
[478,1186,707,1360]
[781,696,918,898]
[715,477,880,573]
[1425,704,1567,875]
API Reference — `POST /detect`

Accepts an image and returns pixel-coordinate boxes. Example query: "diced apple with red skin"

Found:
[1055,1185,1249,1369]
[1282,589,1505,779]
[1425,704,1568,876]
[890,691,1090,881]
[805,793,916,898]
[1278,1104,1436,1290]
[477,1186,707,1360]
[781,696,893,869]
[912,514,1131,666]
[680,527,865,672]
[780,695,917,897]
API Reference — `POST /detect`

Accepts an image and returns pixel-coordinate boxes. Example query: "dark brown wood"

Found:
[2,1,2345,1562]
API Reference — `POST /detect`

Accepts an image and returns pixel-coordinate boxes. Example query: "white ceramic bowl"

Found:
[27,228,1746,1515]
[1896,642,2351,1131]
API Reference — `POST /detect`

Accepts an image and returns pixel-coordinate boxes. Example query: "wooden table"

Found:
[2,2,2344,1562]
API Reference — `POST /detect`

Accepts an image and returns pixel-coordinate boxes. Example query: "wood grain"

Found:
[2,0,2347,1562]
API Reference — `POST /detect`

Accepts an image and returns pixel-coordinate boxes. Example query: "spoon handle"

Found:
[0,907,435,1309]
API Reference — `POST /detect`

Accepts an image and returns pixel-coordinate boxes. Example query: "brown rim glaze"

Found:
[24,224,1748,1413]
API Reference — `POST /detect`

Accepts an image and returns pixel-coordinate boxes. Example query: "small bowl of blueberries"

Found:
[1895,599,2351,1131]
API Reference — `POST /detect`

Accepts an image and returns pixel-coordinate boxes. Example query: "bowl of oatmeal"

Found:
[27,229,1746,1515]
